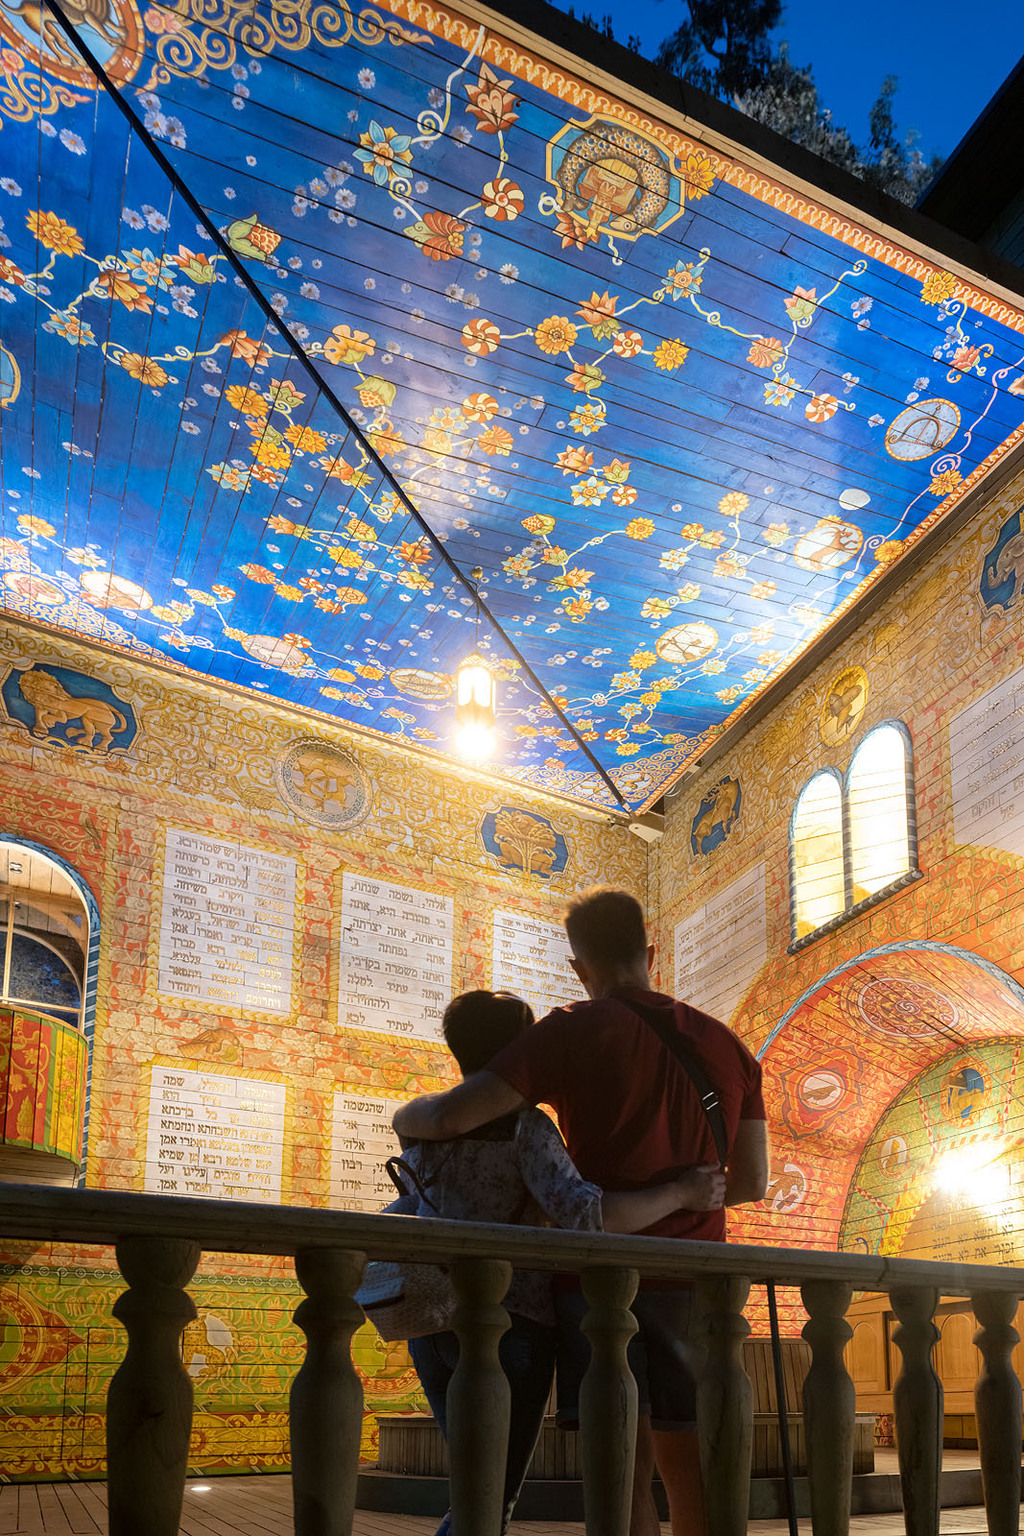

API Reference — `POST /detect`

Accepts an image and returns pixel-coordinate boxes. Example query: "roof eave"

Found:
[483,0,1024,305]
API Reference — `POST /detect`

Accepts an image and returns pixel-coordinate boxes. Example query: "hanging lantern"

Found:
[454,651,496,760]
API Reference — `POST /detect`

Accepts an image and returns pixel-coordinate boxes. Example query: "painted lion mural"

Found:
[18,668,128,751]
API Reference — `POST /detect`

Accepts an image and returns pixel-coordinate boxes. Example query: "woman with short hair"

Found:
[401,988,707,1536]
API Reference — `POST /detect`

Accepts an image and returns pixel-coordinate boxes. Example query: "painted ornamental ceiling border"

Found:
[2,0,1024,813]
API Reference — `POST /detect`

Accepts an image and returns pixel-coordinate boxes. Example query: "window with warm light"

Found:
[848,724,912,902]
[788,722,919,949]
[790,771,845,939]
[0,844,89,1029]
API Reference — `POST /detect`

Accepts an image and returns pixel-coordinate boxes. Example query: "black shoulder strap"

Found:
[385,1146,455,1212]
[619,998,729,1166]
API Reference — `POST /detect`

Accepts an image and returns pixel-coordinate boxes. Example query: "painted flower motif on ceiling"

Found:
[118,352,169,386]
[410,211,466,261]
[783,286,818,327]
[613,330,643,358]
[571,477,608,507]
[93,270,153,312]
[462,318,500,354]
[653,339,689,371]
[220,330,271,367]
[568,401,605,435]
[926,468,962,501]
[805,393,839,422]
[464,62,519,135]
[123,247,177,288]
[225,385,268,417]
[478,425,513,456]
[44,311,96,346]
[26,209,84,258]
[355,121,414,186]
[481,177,524,220]
[576,290,619,340]
[665,261,703,299]
[566,361,605,394]
[323,325,376,366]
[920,270,959,307]
[5,3,1024,814]
[748,338,785,368]
[535,316,578,354]
[462,392,499,423]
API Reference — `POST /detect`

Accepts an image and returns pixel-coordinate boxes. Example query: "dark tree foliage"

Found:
[656,0,783,99]
[566,9,642,53]
[567,1,944,205]
[737,50,941,203]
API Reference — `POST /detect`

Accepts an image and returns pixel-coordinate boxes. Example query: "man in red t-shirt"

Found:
[394,887,769,1536]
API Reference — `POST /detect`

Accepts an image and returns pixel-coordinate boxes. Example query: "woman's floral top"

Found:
[400,1108,602,1325]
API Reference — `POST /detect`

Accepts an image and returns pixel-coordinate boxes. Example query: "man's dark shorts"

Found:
[555,1288,697,1433]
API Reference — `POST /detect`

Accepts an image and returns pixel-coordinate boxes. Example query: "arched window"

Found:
[0,844,89,1028]
[789,722,919,948]
[848,724,912,902]
[790,772,845,939]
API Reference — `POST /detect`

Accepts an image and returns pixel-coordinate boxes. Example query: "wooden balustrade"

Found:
[2,1184,1024,1536]
[891,1285,943,1536]
[106,1235,200,1536]
[801,1279,856,1536]
[290,1248,366,1536]
[578,1266,639,1536]
[697,1273,752,1536]
[972,1290,1023,1536]
[448,1258,513,1536]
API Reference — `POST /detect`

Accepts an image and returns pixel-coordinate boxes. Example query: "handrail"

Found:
[1,1182,1024,1295]
[2,1181,1023,1536]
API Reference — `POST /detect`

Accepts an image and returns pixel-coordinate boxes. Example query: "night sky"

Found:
[556,0,1024,164]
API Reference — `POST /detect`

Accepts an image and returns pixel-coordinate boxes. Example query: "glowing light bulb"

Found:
[454,651,496,760]
[455,720,496,760]
[455,653,495,710]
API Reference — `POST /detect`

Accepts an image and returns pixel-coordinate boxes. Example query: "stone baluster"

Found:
[290,1248,366,1536]
[107,1235,201,1536]
[971,1290,1023,1536]
[890,1286,942,1536]
[801,1280,855,1536]
[697,1274,752,1536]
[448,1257,512,1536]
[579,1267,640,1536]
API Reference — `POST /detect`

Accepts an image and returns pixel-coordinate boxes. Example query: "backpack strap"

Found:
[385,1146,455,1213]
[617,996,729,1167]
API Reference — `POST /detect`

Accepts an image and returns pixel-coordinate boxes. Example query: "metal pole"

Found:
[767,1280,799,1536]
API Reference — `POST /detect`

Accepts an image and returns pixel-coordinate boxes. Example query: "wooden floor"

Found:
[0,1477,997,1536]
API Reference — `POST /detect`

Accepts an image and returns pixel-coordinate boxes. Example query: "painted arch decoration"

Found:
[3,0,1024,811]
[733,942,1024,1255]
[841,1037,1024,1264]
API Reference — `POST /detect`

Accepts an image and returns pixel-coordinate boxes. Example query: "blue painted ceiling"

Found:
[2,0,1024,811]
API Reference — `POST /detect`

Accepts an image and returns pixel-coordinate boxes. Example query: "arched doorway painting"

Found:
[837,1034,1024,1436]
[0,837,99,1185]
[732,942,1024,1254]
[841,1036,1024,1263]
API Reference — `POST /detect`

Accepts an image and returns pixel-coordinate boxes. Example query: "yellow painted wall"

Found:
[6,459,1024,1474]
[653,462,1024,1284]
[0,619,644,1478]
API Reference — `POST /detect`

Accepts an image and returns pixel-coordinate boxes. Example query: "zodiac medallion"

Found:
[274,738,372,831]
[545,116,696,252]
[0,0,144,88]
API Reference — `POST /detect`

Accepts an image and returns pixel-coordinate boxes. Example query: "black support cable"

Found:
[767,1280,799,1536]
[41,0,628,811]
